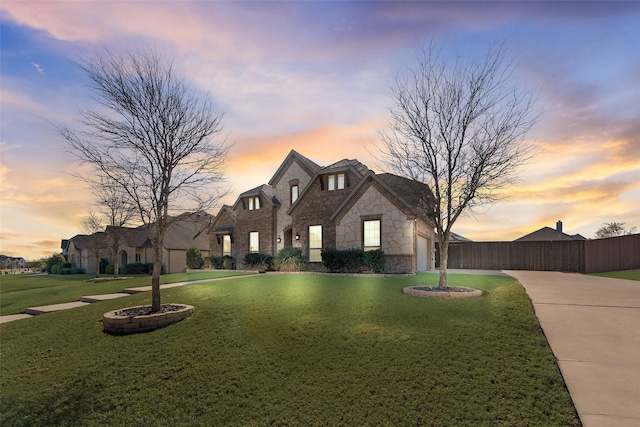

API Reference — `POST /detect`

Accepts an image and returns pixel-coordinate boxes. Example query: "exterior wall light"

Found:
[277,236,282,243]
[295,232,300,240]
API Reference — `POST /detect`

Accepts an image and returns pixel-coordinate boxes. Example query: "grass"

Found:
[0,271,252,315]
[0,273,579,426]
[589,269,640,281]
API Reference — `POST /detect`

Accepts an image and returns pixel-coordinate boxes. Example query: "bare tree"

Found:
[377,42,538,288]
[80,211,108,278]
[595,222,637,238]
[90,178,137,279]
[61,49,230,311]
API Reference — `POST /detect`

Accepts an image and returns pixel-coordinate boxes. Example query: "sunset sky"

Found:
[2,1,639,260]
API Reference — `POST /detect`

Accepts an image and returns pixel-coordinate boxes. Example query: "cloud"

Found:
[31,62,44,74]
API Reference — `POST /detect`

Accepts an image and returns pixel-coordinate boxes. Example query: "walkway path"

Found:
[507,270,640,427]
[0,274,253,325]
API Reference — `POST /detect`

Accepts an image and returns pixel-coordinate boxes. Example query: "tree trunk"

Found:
[438,239,449,289]
[151,245,162,312]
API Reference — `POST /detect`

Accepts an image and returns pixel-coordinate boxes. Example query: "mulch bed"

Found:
[116,304,183,317]
[410,286,477,292]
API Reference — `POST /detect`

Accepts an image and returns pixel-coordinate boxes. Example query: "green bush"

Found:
[60,267,82,275]
[275,247,307,272]
[242,253,274,271]
[105,264,115,275]
[364,249,386,273]
[210,256,224,269]
[186,247,205,269]
[122,263,159,275]
[210,255,236,270]
[223,256,236,270]
[321,248,365,273]
[50,264,63,275]
[99,258,110,274]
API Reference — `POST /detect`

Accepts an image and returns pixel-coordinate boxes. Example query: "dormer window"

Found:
[248,196,260,210]
[327,173,345,191]
[291,184,299,203]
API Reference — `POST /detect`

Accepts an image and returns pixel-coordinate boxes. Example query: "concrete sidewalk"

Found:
[0,274,254,324]
[506,270,640,427]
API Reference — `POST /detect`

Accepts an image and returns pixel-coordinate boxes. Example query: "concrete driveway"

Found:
[506,271,640,427]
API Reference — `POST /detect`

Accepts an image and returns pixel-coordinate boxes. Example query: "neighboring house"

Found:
[63,233,108,273]
[514,220,587,242]
[0,255,27,271]
[62,212,212,274]
[209,150,437,273]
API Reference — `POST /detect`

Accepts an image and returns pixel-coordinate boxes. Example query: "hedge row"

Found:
[321,248,386,273]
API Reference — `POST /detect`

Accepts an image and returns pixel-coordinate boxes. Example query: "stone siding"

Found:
[272,160,314,252]
[336,184,414,255]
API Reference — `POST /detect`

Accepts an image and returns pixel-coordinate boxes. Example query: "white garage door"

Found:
[417,236,428,272]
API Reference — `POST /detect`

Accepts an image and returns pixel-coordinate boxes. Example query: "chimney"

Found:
[556,220,563,233]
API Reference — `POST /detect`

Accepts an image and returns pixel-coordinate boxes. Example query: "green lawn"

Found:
[0,271,252,315]
[589,269,640,281]
[0,273,579,426]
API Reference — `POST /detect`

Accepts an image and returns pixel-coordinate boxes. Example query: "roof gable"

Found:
[233,184,280,210]
[514,226,587,242]
[268,149,321,187]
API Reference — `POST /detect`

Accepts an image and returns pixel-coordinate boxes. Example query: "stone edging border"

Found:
[402,286,483,299]
[103,304,194,335]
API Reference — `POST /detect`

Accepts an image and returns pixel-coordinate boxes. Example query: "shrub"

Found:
[60,267,83,275]
[105,264,115,275]
[321,248,365,273]
[122,262,159,274]
[275,247,307,272]
[222,256,236,270]
[50,264,63,275]
[186,247,205,269]
[242,252,274,271]
[210,255,236,270]
[99,258,110,274]
[210,256,224,269]
[364,249,386,273]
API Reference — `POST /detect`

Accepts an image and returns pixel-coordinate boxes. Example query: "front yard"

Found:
[0,273,579,426]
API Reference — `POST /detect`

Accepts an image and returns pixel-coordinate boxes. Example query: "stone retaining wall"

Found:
[103,304,194,335]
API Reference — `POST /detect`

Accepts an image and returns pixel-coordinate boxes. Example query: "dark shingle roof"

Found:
[514,227,587,242]
[320,159,370,177]
[376,173,435,219]
[238,184,280,206]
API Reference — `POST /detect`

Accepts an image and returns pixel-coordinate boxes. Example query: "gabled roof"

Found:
[67,233,108,249]
[209,205,236,234]
[514,227,587,242]
[162,213,212,250]
[319,158,370,177]
[234,184,280,208]
[268,149,321,186]
[330,171,436,226]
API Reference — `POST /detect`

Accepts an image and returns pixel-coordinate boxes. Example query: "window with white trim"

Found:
[308,225,322,262]
[337,173,345,189]
[291,185,299,203]
[249,232,259,253]
[248,196,260,210]
[223,235,231,257]
[328,175,335,191]
[363,219,381,251]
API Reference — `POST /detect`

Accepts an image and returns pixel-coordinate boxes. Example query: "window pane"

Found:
[337,173,345,189]
[291,185,298,203]
[364,220,381,250]
[309,225,322,262]
[223,235,231,256]
[248,197,254,210]
[249,232,259,253]
[254,196,260,210]
[328,175,335,191]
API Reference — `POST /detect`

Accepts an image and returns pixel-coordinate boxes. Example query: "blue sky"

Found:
[1,1,639,260]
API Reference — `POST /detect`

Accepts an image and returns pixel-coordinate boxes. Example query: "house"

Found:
[514,220,587,242]
[62,232,108,274]
[0,255,27,272]
[209,150,437,273]
[62,212,212,274]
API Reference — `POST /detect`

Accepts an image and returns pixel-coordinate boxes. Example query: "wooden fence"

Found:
[437,233,640,273]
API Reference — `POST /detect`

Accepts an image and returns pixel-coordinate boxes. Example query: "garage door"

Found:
[417,236,428,272]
